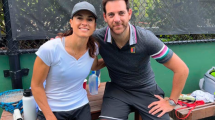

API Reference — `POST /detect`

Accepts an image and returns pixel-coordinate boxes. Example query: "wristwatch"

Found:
[168,99,177,106]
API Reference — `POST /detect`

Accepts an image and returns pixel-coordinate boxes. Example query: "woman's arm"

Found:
[91,56,106,71]
[31,57,57,120]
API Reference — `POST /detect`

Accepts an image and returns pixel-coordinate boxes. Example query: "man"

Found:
[92,0,189,120]
[52,0,188,119]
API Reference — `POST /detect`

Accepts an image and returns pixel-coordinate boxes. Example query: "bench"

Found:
[1,82,142,120]
[88,82,142,120]
[169,100,215,120]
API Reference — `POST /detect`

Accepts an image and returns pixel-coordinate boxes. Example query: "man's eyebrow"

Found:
[120,10,125,12]
[107,12,114,15]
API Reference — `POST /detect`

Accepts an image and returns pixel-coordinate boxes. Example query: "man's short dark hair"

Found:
[102,0,130,14]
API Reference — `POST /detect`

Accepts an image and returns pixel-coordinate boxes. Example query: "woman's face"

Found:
[70,10,96,38]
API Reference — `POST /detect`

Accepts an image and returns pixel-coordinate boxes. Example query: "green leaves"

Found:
[0,0,5,35]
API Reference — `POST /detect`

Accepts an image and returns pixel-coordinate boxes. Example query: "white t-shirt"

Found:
[36,38,98,111]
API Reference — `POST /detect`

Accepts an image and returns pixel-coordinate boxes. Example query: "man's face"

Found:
[103,0,132,35]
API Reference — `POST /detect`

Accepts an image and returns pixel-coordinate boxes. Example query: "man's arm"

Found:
[163,53,189,102]
[148,53,189,117]
[91,56,106,71]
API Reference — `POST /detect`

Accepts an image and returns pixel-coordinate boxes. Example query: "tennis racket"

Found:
[0,89,24,120]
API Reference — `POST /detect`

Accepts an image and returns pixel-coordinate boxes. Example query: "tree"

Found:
[0,0,5,36]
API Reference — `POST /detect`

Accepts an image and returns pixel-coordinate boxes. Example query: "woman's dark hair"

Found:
[102,0,130,14]
[58,27,97,58]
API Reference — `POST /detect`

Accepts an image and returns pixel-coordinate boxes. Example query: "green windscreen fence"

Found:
[6,0,215,40]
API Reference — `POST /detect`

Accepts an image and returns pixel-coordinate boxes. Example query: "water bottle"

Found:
[22,89,37,120]
[89,71,98,95]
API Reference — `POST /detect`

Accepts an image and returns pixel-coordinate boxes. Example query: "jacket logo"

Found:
[131,47,135,53]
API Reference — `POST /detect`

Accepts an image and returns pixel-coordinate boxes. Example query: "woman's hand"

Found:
[45,114,57,120]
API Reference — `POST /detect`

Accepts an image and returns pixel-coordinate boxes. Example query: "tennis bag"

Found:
[202,67,215,95]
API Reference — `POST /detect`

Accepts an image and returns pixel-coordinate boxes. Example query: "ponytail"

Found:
[87,36,97,58]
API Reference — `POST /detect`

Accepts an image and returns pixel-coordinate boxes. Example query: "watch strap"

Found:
[168,98,177,106]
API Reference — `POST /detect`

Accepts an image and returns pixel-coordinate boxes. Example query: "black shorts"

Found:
[37,103,91,120]
[99,82,170,120]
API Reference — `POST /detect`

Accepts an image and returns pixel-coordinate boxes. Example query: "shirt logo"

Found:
[131,47,135,53]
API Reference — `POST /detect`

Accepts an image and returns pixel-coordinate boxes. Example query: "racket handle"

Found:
[13,109,23,120]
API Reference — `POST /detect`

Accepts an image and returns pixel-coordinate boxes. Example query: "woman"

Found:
[31,2,104,120]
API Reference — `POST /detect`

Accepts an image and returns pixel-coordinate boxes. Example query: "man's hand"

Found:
[148,95,174,117]
[50,36,60,40]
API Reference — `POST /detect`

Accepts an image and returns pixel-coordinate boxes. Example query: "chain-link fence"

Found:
[0,0,48,55]
[1,0,215,55]
[132,0,215,44]
[0,0,215,89]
